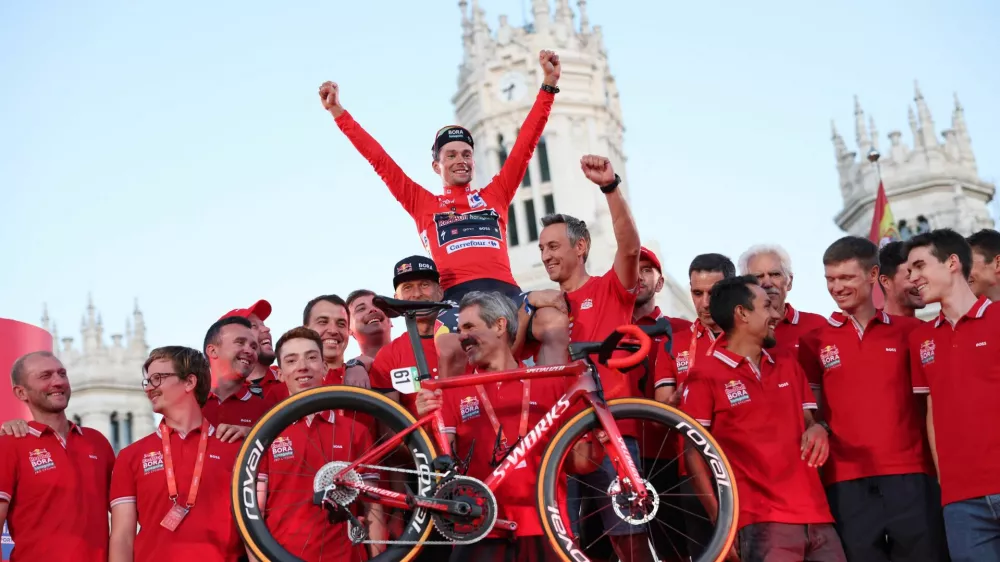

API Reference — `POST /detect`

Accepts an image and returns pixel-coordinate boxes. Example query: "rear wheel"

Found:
[537,398,739,562]
[232,385,438,562]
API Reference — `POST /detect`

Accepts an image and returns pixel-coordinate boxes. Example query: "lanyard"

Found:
[686,321,719,373]
[160,418,210,508]
[475,380,531,448]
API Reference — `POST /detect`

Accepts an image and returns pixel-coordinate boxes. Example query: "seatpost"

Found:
[404,313,433,381]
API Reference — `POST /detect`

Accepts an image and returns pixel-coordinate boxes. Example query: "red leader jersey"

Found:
[798,310,933,485]
[681,348,833,529]
[109,423,244,562]
[201,382,277,427]
[0,422,114,562]
[909,296,1000,506]
[441,374,568,537]
[334,90,554,290]
[370,333,440,417]
[258,411,375,561]
[772,303,828,356]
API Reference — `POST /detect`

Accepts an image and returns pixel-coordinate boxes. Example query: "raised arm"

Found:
[319,81,436,217]
[491,50,561,203]
[581,155,641,289]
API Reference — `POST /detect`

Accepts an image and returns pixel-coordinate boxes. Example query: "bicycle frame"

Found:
[334,358,651,513]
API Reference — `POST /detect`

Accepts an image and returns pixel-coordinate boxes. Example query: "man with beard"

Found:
[0,351,116,562]
[877,241,926,318]
[682,276,844,562]
[967,228,1000,301]
[739,244,827,355]
[799,237,946,562]
[341,289,393,389]
[200,316,273,439]
[221,300,280,396]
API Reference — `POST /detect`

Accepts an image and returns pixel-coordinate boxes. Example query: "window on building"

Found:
[543,194,556,216]
[538,137,552,183]
[517,128,532,187]
[72,414,82,426]
[110,412,120,452]
[125,412,134,446]
[508,204,520,247]
[525,200,539,242]
[497,134,507,169]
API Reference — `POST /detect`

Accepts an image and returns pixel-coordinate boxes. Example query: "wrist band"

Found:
[600,174,621,194]
[541,84,560,94]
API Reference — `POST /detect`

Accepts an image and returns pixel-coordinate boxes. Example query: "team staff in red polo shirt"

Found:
[532,155,653,562]
[341,288,393,388]
[905,229,1000,562]
[201,316,274,438]
[682,275,845,562]
[416,291,573,562]
[966,228,1000,301]
[221,299,282,395]
[109,346,246,562]
[0,351,115,562]
[253,327,386,561]
[799,236,946,562]
[739,244,827,355]
[876,242,926,318]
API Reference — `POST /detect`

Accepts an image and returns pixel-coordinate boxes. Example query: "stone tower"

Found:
[833,82,995,237]
[451,0,695,319]
[41,295,155,452]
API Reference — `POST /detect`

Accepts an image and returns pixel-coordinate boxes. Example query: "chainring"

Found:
[430,475,498,542]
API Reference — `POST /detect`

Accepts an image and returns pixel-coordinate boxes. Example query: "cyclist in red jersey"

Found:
[318,50,569,374]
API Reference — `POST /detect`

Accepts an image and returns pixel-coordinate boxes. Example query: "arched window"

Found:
[124,413,134,446]
[110,412,120,453]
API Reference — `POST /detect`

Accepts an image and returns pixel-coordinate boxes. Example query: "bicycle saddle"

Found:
[372,295,454,319]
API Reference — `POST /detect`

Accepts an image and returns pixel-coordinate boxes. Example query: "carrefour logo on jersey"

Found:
[271,437,295,461]
[142,451,164,474]
[468,192,486,209]
[29,449,55,473]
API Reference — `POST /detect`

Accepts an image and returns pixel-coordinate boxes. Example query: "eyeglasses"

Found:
[141,372,181,390]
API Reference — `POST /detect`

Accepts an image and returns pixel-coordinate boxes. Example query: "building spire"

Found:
[853,95,871,155]
[869,115,879,151]
[130,298,147,355]
[914,80,938,147]
[908,105,919,148]
[459,0,473,57]
[577,0,590,32]
[41,303,50,332]
[831,120,849,160]
[531,0,551,33]
[555,0,573,27]
[951,91,975,169]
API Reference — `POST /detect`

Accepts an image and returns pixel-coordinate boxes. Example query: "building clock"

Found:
[496,71,527,103]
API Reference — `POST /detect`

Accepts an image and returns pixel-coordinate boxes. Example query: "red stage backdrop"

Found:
[0,318,53,423]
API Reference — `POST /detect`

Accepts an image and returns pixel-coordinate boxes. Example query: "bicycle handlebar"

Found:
[599,325,652,370]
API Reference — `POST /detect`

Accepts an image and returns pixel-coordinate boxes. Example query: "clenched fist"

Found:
[539,50,561,86]
[319,81,344,117]
[580,155,616,186]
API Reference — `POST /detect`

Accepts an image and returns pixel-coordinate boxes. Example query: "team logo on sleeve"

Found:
[724,380,750,407]
[676,351,690,373]
[468,192,487,209]
[819,345,842,370]
[142,451,164,474]
[919,340,936,366]
[460,396,481,421]
[271,437,295,461]
[29,449,55,473]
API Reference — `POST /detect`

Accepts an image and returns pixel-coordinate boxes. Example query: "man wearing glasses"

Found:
[108,346,248,562]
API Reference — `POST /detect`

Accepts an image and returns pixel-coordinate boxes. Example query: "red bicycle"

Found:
[233,296,738,562]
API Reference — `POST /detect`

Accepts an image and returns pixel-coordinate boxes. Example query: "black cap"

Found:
[433,125,474,157]
[393,255,440,289]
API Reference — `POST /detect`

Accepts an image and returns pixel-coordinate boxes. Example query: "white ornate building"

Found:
[451,0,695,319]
[41,295,155,452]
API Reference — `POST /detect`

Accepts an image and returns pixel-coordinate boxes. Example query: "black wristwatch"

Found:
[600,174,621,194]
[541,84,560,94]
[816,420,832,436]
[344,358,369,372]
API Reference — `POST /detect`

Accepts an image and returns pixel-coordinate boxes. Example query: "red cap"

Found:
[220,299,272,322]
[639,247,661,273]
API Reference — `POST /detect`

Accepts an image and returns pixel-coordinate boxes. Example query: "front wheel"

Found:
[537,398,739,562]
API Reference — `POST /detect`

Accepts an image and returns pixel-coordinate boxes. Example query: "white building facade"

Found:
[451,0,695,319]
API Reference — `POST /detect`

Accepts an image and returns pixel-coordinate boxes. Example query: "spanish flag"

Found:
[869,181,899,308]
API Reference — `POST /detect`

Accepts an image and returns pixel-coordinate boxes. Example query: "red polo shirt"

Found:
[909,296,1000,505]
[681,348,832,529]
[0,422,114,562]
[441,374,568,537]
[249,365,283,395]
[109,423,244,561]
[632,309,691,460]
[657,320,724,391]
[258,411,375,561]
[201,383,276,427]
[798,310,933,485]
[370,333,440,417]
[772,303,827,356]
[266,365,346,403]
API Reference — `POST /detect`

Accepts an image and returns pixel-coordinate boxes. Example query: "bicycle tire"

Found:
[537,398,739,562]
[232,385,438,562]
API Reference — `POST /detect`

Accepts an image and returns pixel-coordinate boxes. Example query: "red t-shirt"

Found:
[0,422,114,562]
[370,333,440,417]
[109,423,244,561]
[798,310,933,485]
[201,383,276,427]
[772,303,827,356]
[681,348,833,529]
[258,411,375,561]
[440,375,568,537]
[334,90,554,290]
[909,296,1000,505]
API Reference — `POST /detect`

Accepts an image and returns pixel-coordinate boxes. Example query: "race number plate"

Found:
[390,367,421,394]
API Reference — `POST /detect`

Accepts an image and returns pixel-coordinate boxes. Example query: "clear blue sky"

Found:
[2,0,998,359]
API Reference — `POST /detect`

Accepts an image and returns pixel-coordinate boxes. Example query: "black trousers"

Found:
[826,473,950,562]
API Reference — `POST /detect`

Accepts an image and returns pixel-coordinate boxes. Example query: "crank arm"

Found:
[406,494,484,518]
